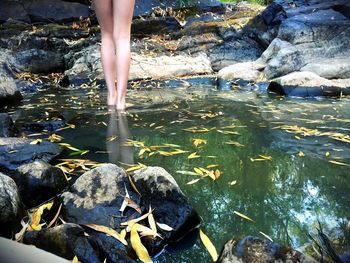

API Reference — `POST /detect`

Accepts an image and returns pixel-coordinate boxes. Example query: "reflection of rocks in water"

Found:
[106,112,134,167]
[218,236,317,263]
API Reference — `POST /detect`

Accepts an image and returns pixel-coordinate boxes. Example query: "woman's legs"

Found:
[113,0,135,111]
[93,0,117,106]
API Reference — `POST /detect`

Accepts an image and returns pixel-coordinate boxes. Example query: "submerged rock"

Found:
[14,161,68,208]
[0,113,16,137]
[23,223,102,262]
[218,236,317,263]
[0,172,25,238]
[268,71,350,97]
[0,137,61,171]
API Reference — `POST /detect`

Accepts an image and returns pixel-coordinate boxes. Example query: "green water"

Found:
[9,81,350,262]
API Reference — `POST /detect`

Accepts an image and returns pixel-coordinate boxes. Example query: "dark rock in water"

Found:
[23,223,102,262]
[61,164,140,227]
[133,167,201,256]
[22,120,66,133]
[13,49,65,74]
[261,2,286,27]
[132,16,181,36]
[268,71,350,97]
[218,236,317,263]
[0,113,16,137]
[0,172,25,238]
[0,137,61,171]
[14,161,68,208]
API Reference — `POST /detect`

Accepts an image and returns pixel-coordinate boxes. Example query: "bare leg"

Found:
[93,0,117,106]
[113,0,135,111]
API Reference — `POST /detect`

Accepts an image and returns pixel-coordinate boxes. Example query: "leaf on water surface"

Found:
[84,224,128,246]
[325,151,330,157]
[30,139,42,145]
[199,229,218,262]
[187,178,201,185]
[217,130,239,135]
[206,164,219,169]
[106,135,118,142]
[130,224,153,263]
[259,231,273,242]
[176,170,199,176]
[30,201,54,231]
[229,180,237,186]
[193,138,207,147]
[188,152,200,159]
[156,222,173,231]
[233,211,254,222]
[224,141,244,147]
[194,167,204,176]
[298,151,305,157]
[214,169,221,179]
[250,154,272,162]
[329,160,350,167]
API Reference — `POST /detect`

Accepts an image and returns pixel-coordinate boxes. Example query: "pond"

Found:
[8,79,350,262]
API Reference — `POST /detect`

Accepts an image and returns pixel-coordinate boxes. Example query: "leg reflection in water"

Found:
[106,112,134,167]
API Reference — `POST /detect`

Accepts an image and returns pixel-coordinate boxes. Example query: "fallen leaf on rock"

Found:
[199,229,218,262]
[72,256,81,263]
[121,210,152,226]
[156,222,173,231]
[130,224,152,263]
[84,224,128,246]
[30,201,54,231]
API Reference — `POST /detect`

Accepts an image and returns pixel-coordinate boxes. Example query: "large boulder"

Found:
[268,71,350,97]
[23,223,103,262]
[0,137,61,171]
[0,172,25,238]
[14,161,68,208]
[217,236,317,263]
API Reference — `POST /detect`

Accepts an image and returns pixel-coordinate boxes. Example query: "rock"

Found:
[21,120,66,133]
[23,223,102,262]
[0,172,25,238]
[24,0,90,23]
[217,236,317,263]
[0,137,61,171]
[218,61,265,86]
[0,237,69,263]
[0,1,30,23]
[268,71,350,97]
[61,164,139,227]
[260,2,287,27]
[12,49,65,74]
[14,161,68,208]
[0,113,16,137]
[132,16,181,36]
[0,49,22,106]
[300,58,350,79]
[132,166,200,255]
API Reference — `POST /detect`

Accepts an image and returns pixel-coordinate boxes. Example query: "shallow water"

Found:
[8,80,350,262]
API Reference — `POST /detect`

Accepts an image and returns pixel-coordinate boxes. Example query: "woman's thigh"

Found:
[93,0,114,35]
[112,0,135,38]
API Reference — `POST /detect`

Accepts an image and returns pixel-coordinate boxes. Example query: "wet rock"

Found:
[61,164,139,227]
[0,172,25,238]
[132,16,181,36]
[0,49,22,106]
[23,223,102,262]
[14,161,68,208]
[0,137,61,171]
[0,237,69,263]
[268,71,350,97]
[218,236,317,263]
[12,49,65,74]
[0,1,30,23]
[22,119,66,133]
[300,58,350,79]
[0,113,16,137]
[132,166,201,255]
[261,2,286,28]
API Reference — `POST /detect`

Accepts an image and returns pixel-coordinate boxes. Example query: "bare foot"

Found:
[116,98,126,111]
[107,92,117,107]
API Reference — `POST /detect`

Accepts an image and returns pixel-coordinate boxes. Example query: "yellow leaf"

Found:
[132,223,160,238]
[224,141,244,147]
[85,224,128,246]
[206,164,219,169]
[130,224,152,263]
[298,151,305,157]
[194,167,204,175]
[156,222,173,231]
[325,151,330,157]
[30,201,54,230]
[193,139,207,147]
[187,178,200,185]
[188,152,200,159]
[126,163,146,172]
[176,170,198,176]
[199,229,218,262]
[259,231,273,242]
[72,256,81,263]
[329,160,350,167]
[121,210,152,226]
[148,208,157,234]
[229,180,237,186]
[30,139,42,145]
[120,229,127,239]
[233,211,254,222]
[214,169,221,179]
